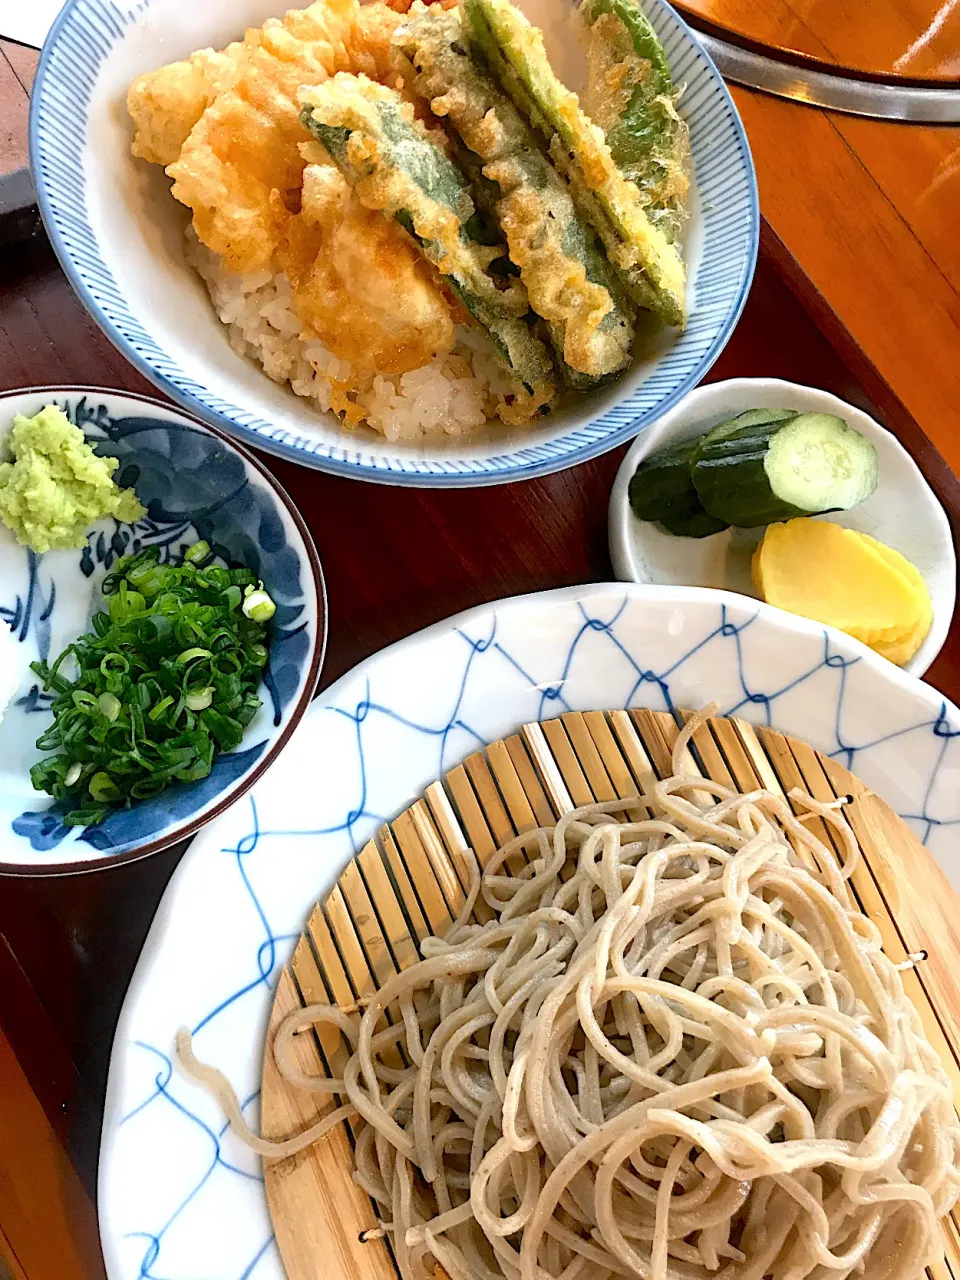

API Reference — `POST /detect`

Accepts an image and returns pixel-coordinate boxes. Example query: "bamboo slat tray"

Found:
[260,709,960,1280]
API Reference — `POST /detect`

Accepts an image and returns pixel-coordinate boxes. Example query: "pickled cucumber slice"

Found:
[300,73,556,408]
[463,0,685,327]
[395,7,635,382]
[660,505,728,539]
[628,436,698,521]
[692,413,880,528]
[580,0,689,243]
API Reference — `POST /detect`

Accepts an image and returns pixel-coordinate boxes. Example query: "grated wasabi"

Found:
[0,406,145,554]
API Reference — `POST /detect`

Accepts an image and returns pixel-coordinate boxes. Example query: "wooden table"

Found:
[1,23,959,1280]
[670,0,960,481]
[676,0,960,79]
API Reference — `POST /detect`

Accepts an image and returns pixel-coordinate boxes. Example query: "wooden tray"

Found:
[259,710,960,1280]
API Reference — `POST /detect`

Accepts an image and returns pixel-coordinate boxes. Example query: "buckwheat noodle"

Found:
[177,712,960,1280]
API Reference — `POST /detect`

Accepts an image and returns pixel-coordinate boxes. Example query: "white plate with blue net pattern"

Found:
[30,0,757,486]
[98,582,960,1280]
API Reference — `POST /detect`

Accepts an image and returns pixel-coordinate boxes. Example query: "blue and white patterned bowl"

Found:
[99,583,960,1280]
[0,388,326,875]
[30,0,758,487]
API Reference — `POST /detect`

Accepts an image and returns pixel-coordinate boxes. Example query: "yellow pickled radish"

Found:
[871,626,927,668]
[841,532,932,663]
[754,519,932,666]
[853,531,933,640]
[751,544,765,597]
[756,520,917,635]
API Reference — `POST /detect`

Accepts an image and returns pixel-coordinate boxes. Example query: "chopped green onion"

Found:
[177,647,212,665]
[140,615,174,647]
[185,686,215,711]
[109,582,146,622]
[28,545,272,826]
[98,692,121,721]
[184,540,212,565]
[200,709,244,752]
[89,772,122,803]
[125,562,170,597]
[149,695,175,722]
[130,682,154,712]
[242,583,276,624]
[64,805,112,827]
[237,695,261,727]
[176,759,213,783]
[200,567,230,591]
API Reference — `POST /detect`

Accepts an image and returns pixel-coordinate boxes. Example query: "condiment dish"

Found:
[0,387,326,874]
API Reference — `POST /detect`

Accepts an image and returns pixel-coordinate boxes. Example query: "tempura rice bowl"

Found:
[31,0,758,485]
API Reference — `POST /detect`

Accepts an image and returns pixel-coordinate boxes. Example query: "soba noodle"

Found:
[177,715,960,1280]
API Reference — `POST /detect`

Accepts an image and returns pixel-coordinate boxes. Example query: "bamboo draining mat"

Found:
[259,709,960,1280]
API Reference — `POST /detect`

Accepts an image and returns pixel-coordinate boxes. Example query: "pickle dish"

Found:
[608,378,956,676]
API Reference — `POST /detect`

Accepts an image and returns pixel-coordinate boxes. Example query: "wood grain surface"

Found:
[260,709,960,1280]
[0,47,34,176]
[0,225,957,1256]
[734,93,960,480]
[675,0,960,80]
[0,1025,103,1280]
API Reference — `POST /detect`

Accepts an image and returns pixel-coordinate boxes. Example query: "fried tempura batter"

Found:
[397,6,634,381]
[385,0,459,10]
[128,43,251,167]
[273,164,455,375]
[300,74,558,406]
[130,0,402,274]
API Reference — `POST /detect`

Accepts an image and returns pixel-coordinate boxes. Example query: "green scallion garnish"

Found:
[242,582,277,624]
[29,545,276,827]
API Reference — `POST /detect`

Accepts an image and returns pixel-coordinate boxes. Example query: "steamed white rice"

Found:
[186,229,511,443]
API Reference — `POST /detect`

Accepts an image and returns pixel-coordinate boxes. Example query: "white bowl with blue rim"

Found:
[29,0,758,487]
[97,581,960,1279]
[0,387,326,875]
[607,378,957,677]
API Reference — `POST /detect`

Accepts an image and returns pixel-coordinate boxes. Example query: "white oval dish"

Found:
[99,582,960,1280]
[30,0,757,486]
[608,378,956,676]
